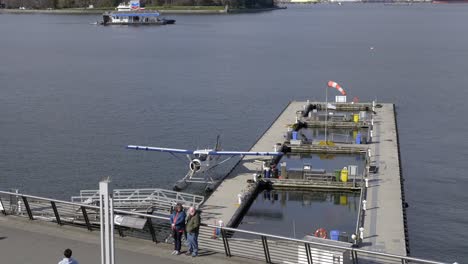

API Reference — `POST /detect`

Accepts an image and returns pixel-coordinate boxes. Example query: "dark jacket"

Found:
[186,212,201,233]
[170,210,186,232]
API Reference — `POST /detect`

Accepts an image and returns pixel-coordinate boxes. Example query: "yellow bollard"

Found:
[340,167,348,182]
[353,114,359,123]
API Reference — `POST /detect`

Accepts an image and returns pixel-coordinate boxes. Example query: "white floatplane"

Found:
[127,137,283,191]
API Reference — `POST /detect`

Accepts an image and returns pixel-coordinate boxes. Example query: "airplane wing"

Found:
[127,145,194,154]
[196,151,283,156]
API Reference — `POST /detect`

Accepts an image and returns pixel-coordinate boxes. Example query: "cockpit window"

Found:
[195,154,208,161]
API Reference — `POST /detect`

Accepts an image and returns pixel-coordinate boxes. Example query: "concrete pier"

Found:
[200,101,302,226]
[201,101,408,256]
[360,103,408,256]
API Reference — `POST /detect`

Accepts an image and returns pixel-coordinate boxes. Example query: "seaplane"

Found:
[127,137,283,192]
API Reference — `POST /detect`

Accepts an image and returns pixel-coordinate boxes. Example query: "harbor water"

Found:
[237,190,359,241]
[1,4,468,261]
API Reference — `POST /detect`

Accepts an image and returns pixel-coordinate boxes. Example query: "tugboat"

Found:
[100,0,175,26]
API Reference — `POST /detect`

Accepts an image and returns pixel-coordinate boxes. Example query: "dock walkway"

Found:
[200,101,302,225]
[201,101,408,257]
[361,103,407,256]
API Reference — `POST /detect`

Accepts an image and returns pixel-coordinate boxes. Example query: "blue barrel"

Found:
[355,133,361,144]
[292,131,298,140]
[330,230,340,241]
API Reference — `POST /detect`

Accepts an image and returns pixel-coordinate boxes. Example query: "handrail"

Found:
[0,190,449,264]
[355,185,364,245]
[206,225,447,264]
[0,190,101,210]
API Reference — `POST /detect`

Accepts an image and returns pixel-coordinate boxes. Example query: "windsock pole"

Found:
[325,83,328,144]
[325,81,346,144]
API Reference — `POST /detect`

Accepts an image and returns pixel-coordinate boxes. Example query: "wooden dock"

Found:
[200,101,408,257]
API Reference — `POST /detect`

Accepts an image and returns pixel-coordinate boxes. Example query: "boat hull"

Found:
[101,19,176,26]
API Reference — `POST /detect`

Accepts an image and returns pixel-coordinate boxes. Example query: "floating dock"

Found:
[360,103,408,255]
[200,101,301,227]
[200,101,408,256]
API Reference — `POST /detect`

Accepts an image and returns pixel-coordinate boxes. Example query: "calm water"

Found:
[1,4,468,261]
[238,190,359,240]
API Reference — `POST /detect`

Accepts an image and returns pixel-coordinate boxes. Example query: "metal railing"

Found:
[0,190,449,264]
[71,188,204,215]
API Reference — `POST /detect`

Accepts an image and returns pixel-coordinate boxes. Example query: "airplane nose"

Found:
[189,159,201,172]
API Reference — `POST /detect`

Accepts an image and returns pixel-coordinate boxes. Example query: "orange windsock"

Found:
[327,81,346,96]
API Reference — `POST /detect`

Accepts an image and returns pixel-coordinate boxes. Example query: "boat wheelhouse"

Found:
[116,0,142,11]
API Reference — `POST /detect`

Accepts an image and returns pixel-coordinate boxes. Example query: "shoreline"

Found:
[0,6,286,15]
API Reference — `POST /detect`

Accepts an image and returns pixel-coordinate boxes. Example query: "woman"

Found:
[169,203,186,255]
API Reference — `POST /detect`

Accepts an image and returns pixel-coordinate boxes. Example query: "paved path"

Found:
[0,215,258,264]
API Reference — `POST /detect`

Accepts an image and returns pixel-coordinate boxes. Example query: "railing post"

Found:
[50,201,62,225]
[352,250,358,264]
[305,243,313,264]
[0,197,6,215]
[147,218,157,243]
[220,229,231,257]
[261,236,271,264]
[81,206,92,231]
[22,196,34,220]
[117,225,124,237]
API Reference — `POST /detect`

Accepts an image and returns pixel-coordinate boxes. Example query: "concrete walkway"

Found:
[0,215,258,264]
[201,101,301,225]
[361,103,407,256]
[200,101,408,257]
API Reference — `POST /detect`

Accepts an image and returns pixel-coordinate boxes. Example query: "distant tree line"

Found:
[1,0,275,8]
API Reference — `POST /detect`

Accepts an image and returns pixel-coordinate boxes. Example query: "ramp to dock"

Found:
[71,188,204,214]
[200,101,302,225]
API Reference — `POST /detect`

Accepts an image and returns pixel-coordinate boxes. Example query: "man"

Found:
[58,248,78,264]
[169,203,186,255]
[185,206,201,257]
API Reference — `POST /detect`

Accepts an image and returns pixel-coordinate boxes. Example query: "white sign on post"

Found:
[348,165,358,176]
[335,96,347,103]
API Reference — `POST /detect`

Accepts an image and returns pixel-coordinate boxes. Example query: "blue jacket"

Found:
[170,210,186,232]
[58,258,78,264]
